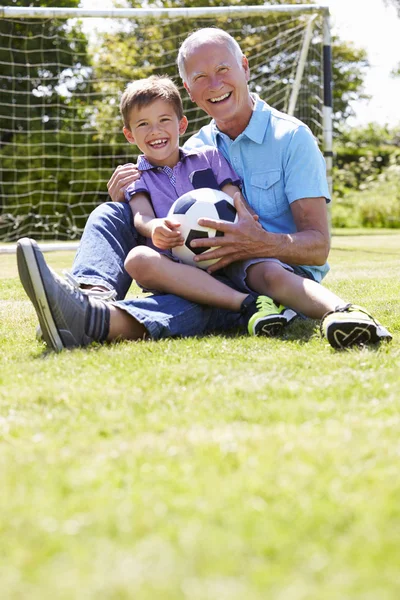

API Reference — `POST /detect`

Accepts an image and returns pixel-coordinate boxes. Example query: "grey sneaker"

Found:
[246,295,297,336]
[321,304,392,349]
[36,272,117,342]
[17,238,110,352]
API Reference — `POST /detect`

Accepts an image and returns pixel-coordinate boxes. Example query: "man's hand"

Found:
[107,163,141,202]
[191,191,265,273]
[151,218,184,250]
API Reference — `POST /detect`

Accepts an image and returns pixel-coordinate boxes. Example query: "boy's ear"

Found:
[179,115,189,136]
[123,126,136,145]
[183,83,193,101]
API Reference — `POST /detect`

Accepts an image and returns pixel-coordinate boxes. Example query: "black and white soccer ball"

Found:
[167,187,238,269]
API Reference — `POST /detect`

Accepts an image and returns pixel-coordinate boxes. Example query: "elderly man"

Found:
[16,28,391,351]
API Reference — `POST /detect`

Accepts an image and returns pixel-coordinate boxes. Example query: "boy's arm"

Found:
[130,193,184,250]
[129,192,156,238]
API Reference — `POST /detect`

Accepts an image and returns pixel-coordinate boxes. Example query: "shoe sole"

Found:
[17,238,64,352]
[325,320,390,349]
[252,315,289,337]
[250,309,297,337]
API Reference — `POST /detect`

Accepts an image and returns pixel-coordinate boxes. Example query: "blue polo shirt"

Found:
[183,95,331,282]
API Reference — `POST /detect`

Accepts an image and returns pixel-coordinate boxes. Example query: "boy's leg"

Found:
[71,201,142,300]
[125,247,249,311]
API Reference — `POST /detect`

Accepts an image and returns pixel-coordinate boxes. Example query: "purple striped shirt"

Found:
[124,146,241,217]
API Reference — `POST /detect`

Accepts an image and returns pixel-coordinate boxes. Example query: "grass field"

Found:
[1,230,400,599]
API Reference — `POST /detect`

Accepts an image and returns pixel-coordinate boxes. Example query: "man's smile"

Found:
[208,92,231,103]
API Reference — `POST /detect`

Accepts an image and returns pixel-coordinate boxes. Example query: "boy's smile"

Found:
[123,98,188,168]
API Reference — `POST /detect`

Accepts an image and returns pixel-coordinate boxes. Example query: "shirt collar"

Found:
[137,147,199,171]
[210,93,271,145]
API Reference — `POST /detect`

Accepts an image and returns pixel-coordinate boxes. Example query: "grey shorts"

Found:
[224,258,316,294]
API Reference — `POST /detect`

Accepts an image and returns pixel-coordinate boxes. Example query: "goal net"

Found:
[0,4,331,242]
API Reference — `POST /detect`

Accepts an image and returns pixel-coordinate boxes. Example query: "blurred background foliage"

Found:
[0,0,399,236]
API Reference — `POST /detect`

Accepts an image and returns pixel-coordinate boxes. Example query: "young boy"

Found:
[120,75,297,336]
[118,75,392,347]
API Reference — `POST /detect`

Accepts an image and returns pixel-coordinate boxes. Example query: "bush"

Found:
[332,164,400,228]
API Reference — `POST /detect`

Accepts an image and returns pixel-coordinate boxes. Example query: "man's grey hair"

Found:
[177,28,244,83]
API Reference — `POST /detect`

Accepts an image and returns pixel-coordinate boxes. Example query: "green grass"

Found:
[1,231,400,599]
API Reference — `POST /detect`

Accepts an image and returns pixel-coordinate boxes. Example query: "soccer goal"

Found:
[0,4,332,245]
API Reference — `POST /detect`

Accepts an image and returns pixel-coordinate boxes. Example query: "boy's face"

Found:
[123,98,188,168]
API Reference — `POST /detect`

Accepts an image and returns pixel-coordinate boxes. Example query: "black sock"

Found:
[240,294,257,317]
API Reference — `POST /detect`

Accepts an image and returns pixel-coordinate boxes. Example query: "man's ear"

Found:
[179,115,189,136]
[123,126,136,145]
[242,55,250,82]
[183,82,194,101]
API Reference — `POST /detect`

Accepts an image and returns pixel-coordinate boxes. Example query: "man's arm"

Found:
[107,163,140,202]
[191,192,330,273]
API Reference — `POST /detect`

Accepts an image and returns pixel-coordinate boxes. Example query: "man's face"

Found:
[183,40,250,125]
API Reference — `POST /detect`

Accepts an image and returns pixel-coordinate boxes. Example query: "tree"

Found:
[91,1,333,141]
[383,0,400,15]
[332,39,369,131]
[0,0,96,239]
[0,0,90,147]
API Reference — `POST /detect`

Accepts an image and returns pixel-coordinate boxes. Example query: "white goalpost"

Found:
[0,3,332,250]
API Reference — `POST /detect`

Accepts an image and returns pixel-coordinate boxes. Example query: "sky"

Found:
[81,0,400,128]
[323,0,400,127]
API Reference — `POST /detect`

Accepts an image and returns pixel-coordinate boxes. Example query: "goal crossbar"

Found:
[1,5,330,19]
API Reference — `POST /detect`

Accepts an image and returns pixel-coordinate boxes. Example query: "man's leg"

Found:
[17,238,244,351]
[71,201,142,300]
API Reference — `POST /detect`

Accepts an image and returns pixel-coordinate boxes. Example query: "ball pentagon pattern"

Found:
[167,187,238,269]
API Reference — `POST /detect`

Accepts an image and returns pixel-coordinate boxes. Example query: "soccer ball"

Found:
[167,187,238,269]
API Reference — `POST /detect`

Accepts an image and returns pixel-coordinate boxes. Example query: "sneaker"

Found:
[321,304,392,349]
[246,295,297,336]
[36,273,117,342]
[17,238,110,352]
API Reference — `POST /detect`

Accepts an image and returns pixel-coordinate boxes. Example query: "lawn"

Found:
[1,230,400,599]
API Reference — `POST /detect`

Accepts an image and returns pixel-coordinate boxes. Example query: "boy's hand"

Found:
[151,218,184,250]
[107,163,140,202]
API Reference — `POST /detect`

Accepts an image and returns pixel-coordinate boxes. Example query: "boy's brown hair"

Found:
[120,75,184,129]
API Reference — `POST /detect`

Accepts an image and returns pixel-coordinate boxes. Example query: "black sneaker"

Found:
[321,304,392,349]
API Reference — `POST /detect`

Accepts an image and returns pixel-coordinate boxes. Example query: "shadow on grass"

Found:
[332,229,400,237]
[30,317,388,357]
[334,247,400,256]
[216,317,319,345]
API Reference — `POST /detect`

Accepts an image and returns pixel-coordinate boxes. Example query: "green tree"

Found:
[92,0,370,143]
[0,0,90,147]
[332,39,369,131]
[0,0,97,239]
